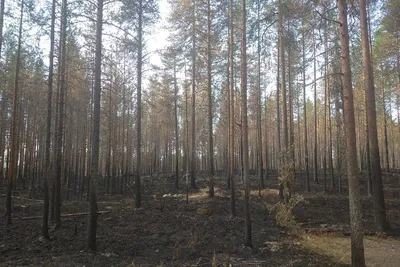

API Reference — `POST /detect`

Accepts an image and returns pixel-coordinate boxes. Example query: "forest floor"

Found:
[0,172,400,267]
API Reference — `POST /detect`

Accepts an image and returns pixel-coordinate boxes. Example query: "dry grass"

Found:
[188,188,209,200]
[299,233,350,265]
[250,188,280,200]
[299,233,400,267]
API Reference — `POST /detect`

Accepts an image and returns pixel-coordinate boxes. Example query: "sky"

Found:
[5,0,326,102]
[146,0,170,68]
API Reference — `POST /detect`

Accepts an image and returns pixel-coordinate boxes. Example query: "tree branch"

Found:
[315,10,341,25]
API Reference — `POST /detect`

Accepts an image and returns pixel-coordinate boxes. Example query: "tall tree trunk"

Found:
[241,0,252,248]
[86,0,103,251]
[6,0,24,225]
[338,1,366,265]
[185,77,189,202]
[359,0,390,231]
[276,30,281,171]
[323,21,328,192]
[51,41,62,219]
[135,0,143,208]
[256,0,264,191]
[54,0,67,228]
[278,1,289,203]
[229,0,235,217]
[279,3,288,151]
[207,0,214,197]
[382,67,389,172]
[191,0,196,189]
[302,20,310,192]
[43,0,56,239]
[0,0,5,58]
[313,29,318,184]
[174,58,179,189]
[328,75,334,189]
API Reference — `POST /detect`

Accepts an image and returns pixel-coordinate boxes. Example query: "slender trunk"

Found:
[86,0,103,251]
[328,75,334,189]
[229,0,235,217]
[276,32,281,167]
[338,1,366,265]
[323,22,328,192]
[207,0,214,197]
[43,0,56,238]
[54,0,67,228]
[191,0,196,189]
[279,4,288,150]
[174,59,179,189]
[360,0,389,231]
[241,0,252,247]
[256,0,263,191]
[302,21,310,192]
[313,29,318,184]
[382,74,389,173]
[135,0,143,208]
[0,0,5,58]
[6,0,24,225]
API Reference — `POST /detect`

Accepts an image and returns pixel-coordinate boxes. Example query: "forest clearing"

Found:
[1,172,400,266]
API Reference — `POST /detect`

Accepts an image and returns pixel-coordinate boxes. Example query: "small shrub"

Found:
[188,229,198,248]
[266,194,305,230]
[211,251,217,267]
[172,242,181,261]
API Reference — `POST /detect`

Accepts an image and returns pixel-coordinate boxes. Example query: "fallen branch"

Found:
[0,194,44,203]
[14,211,111,220]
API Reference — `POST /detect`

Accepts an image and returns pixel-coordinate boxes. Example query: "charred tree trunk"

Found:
[43,0,56,238]
[54,0,67,228]
[86,0,103,251]
[6,0,24,225]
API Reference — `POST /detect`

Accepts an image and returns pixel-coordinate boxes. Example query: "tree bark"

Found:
[338,1,366,265]
[86,0,103,251]
[302,19,310,192]
[229,0,235,217]
[313,29,318,184]
[43,0,56,239]
[323,20,328,192]
[359,0,390,231]
[135,0,143,208]
[256,0,264,191]
[207,0,214,197]
[54,0,67,228]
[6,0,24,225]
[241,0,252,248]
[191,0,196,189]
[174,58,179,189]
[0,0,5,58]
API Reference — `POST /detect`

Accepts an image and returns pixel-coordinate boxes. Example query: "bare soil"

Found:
[0,171,399,266]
